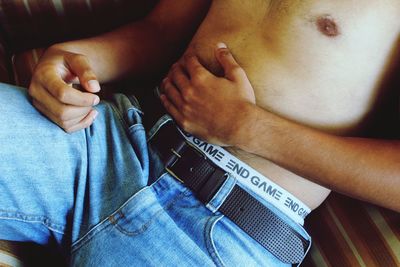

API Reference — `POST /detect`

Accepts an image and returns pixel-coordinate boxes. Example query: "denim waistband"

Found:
[147,115,312,265]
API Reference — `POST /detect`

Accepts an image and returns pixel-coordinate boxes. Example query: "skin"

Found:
[161,0,400,210]
[29,0,211,132]
[28,0,400,211]
[161,45,400,212]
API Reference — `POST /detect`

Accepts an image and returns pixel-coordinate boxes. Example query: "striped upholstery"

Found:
[0,0,158,86]
[303,194,400,267]
[0,1,399,266]
[0,250,23,267]
[11,48,44,87]
[0,241,26,267]
[0,36,10,83]
[0,240,66,266]
[0,0,158,53]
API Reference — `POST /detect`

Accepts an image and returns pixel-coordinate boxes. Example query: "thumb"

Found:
[65,53,101,93]
[215,43,246,82]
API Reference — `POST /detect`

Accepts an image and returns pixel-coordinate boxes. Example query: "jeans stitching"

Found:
[204,215,226,267]
[106,95,143,130]
[128,124,145,134]
[107,102,129,130]
[0,210,65,234]
[111,189,188,236]
[71,184,153,251]
[71,173,187,251]
[71,219,113,253]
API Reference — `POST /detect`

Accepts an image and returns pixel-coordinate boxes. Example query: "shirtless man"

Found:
[159,0,400,211]
[0,0,399,266]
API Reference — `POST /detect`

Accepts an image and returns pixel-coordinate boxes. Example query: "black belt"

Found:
[149,120,310,264]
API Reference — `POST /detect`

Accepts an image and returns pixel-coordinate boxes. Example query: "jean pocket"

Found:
[206,215,293,267]
[71,178,226,266]
[109,185,165,237]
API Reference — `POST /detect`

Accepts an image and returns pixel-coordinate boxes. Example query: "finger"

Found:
[65,53,101,93]
[63,109,99,133]
[30,83,93,121]
[39,74,100,107]
[162,78,184,109]
[170,63,191,91]
[32,98,58,123]
[215,43,247,82]
[31,98,84,129]
[160,94,185,126]
[183,55,212,81]
[33,99,97,132]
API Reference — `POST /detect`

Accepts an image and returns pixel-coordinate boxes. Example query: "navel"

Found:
[316,15,340,37]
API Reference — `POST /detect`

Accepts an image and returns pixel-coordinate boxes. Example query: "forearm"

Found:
[49,21,180,84]
[161,43,400,211]
[238,104,400,211]
[46,0,210,84]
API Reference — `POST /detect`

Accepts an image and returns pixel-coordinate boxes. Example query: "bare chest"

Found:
[187,0,400,134]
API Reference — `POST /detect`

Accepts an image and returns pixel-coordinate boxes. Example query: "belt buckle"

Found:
[165,148,185,183]
[165,143,228,204]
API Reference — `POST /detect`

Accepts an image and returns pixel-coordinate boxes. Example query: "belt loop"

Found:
[197,169,228,203]
[149,120,311,264]
[206,174,236,213]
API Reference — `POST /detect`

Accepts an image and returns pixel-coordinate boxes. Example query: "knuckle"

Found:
[27,84,36,97]
[164,84,174,95]
[171,67,182,80]
[182,88,194,101]
[193,65,204,75]
[70,53,86,63]
[181,103,192,115]
[55,108,70,121]
[82,70,96,81]
[180,119,191,132]
[171,63,179,71]
[37,67,56,84]
[171,68,179,79]
[192,73,206,86]
[230,66,244,76]
[53,86,68,102]
[59,120,70,129]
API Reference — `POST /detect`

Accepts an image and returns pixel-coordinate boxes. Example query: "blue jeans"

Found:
[0,83,311,266]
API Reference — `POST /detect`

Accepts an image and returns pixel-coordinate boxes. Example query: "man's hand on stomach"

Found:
[160,43,256,147]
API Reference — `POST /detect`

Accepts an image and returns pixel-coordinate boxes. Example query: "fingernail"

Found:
[93,96,100,106]
[217,42,227,49]
[92,110,98,120]
[88,80,101,93]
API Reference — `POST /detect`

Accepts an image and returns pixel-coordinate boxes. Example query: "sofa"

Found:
[0,1,399,266]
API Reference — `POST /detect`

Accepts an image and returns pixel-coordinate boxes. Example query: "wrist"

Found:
[232,103,286,160]
[230,102,261,150]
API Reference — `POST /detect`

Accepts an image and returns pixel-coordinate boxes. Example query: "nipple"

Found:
[316,16,340,37]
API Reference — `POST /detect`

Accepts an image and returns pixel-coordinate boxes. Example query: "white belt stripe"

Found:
[180,131,311,225]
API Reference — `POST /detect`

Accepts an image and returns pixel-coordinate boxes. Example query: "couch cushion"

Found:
[11,48,44,87]
[0,39,10,83]
[0,240,66,267]
[303,193,400,267]
[0,0,158,54]
[0,243,24,267]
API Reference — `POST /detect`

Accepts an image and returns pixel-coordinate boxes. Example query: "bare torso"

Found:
[182,0,400,209]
